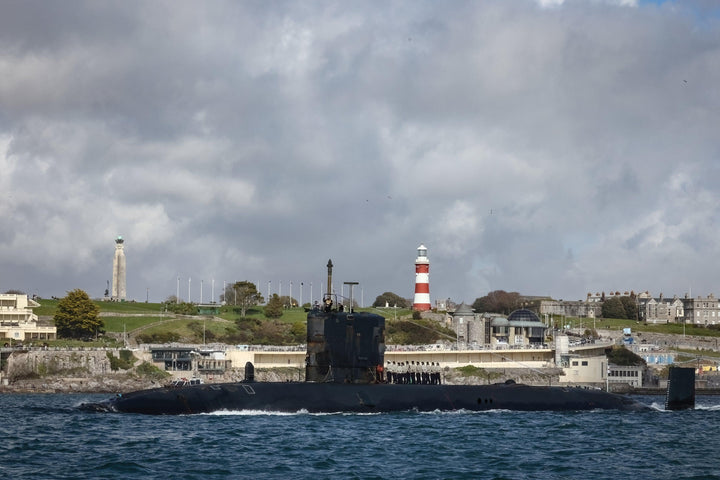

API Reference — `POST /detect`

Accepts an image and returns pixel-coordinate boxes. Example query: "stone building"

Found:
[637,293,684,324]
[539,299,601,319]
[682,294,720,326]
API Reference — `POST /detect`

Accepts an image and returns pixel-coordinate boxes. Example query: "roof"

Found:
[491,316,509,326]
[507,308,542,324]
[453,303,474,315]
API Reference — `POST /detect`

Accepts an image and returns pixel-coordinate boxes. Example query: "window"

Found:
[582,361,588,366]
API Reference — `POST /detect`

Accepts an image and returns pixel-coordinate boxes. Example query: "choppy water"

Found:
[0,393,719,479]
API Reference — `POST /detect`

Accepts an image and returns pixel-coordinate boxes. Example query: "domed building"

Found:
[506,308,547,345]
[451,305,547,348]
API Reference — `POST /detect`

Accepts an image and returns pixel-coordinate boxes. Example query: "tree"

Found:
[620,296,638,321]
[278,295,298,308]
[53,289,103,339]
[607,346,646,366]
[264,293,283,319]
[601,297,626,319]
[472,290,520,314]
[224,281,264,317]
[372,292,409,308]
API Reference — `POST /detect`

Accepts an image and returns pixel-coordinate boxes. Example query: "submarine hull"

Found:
[80,381,649,415]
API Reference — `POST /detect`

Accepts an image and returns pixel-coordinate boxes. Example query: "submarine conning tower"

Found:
[305,259,386,384]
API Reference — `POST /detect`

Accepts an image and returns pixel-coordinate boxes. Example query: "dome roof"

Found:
[507,308,540,322]
[507,309,544,326]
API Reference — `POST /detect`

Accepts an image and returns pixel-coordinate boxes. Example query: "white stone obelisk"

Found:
[111,235,127,301]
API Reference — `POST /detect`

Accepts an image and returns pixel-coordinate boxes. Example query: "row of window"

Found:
[609,370,639,377]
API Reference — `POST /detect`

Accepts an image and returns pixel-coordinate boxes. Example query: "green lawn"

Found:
[134,318,234,337]
[35,299,165,316]
[102,316,170,332]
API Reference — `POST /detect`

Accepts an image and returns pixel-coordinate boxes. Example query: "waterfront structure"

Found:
[111,235,126,301]
[559,354,607,385]
[608,364,646,388]
[0,294,56,342]
[412,244,431,311]
[150,346,230,375]
[559,354,647,388]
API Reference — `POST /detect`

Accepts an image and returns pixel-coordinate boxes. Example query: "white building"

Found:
[0,294,56,342]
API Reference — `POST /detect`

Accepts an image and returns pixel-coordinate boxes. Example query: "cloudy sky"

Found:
[2,0,719,306]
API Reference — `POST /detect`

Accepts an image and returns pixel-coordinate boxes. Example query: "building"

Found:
[452,305,547,348]
[559,355,607,385]
[412,244,431,311]
[149,346,232,377]
[682,294,720,326]
[608,364,646,388]
[539,299,601,319]
[559,355,646,388]
[637,293,684,324]
[0,294,57,342]
[452,303,490,347]
[111,235,126,301]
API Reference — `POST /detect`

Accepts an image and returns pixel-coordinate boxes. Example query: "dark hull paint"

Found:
[80,382,650,415]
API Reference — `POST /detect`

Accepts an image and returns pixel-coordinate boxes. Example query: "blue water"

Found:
[0,394,719,480]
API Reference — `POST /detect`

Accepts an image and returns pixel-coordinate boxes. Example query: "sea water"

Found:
[0,393,718,480]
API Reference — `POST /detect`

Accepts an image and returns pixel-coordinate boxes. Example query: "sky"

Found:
[1,0,720,306]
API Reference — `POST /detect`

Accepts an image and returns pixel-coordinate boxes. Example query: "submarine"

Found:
[80,260,694,415]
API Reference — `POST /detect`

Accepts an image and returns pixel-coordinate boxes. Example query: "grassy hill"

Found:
[33,297,720,346]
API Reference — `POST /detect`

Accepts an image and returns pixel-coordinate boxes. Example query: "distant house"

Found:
[637,293,684,324]
[0,294,57,342]
[682,294,720,326]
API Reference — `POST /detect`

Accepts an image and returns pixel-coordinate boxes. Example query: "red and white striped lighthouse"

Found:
[412,244,431,311]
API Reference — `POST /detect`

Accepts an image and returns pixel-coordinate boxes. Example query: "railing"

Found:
[386,343,551,352]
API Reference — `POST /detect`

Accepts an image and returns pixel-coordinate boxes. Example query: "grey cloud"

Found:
[1,1,720,305]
